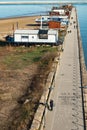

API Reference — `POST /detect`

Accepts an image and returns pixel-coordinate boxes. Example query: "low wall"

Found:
[77,22,87,86]
[76,8,87,130]
[30,57,59,130]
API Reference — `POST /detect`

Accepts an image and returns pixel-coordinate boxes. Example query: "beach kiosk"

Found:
[14,29,59,45]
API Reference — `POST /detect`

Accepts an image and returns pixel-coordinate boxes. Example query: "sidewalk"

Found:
[44,7,84,130]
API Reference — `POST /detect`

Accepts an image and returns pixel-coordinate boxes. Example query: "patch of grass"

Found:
[33,56,41,62]
[1,46,58,70]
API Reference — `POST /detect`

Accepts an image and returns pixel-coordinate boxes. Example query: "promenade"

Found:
[44,7,84,130]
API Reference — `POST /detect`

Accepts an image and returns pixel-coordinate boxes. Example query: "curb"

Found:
[30,58,58,130]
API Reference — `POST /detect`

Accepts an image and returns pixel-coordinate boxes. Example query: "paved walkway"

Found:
[44,7,84,130]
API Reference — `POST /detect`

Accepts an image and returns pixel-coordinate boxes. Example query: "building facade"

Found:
[14,29,59,45]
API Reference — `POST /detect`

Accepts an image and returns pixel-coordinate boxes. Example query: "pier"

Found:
[43,7,84,130]
[0,1,87,5]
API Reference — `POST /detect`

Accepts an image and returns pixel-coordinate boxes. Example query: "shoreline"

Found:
[0,15,40,21]
[0,15,40,20]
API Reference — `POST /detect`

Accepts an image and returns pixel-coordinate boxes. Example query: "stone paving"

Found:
[44,7,84,130]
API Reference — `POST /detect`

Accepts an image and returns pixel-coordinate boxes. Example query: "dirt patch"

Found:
[0,65,38,129]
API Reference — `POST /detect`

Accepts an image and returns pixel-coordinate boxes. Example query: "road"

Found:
[44,7,84,130]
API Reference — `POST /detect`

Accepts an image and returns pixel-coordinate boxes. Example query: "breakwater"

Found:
[77,9,87,130]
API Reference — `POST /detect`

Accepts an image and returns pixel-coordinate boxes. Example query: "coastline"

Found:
[0,15,40,21]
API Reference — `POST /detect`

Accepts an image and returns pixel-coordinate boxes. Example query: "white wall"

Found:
[29,35,38,42]
[53,9,65,15]
[14,33,58,43]
[14,34,21,42]
[48,35,56,43]
[36,35,58,43]
[14,34,37,42]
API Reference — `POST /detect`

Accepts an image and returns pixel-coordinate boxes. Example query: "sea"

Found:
[0,1,87,67]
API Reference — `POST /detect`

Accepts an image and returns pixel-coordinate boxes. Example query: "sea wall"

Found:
[76,9,87,130]
[77,20,87,87]
[30,56,59,130]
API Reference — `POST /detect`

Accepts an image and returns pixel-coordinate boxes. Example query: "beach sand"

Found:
[0,16,40,40]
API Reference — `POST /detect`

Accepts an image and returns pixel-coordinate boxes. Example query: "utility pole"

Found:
[40,16,43,29]
[12,23,14,35]
[16,22,18,29]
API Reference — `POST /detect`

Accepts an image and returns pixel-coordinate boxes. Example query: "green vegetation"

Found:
[1,46,58,70]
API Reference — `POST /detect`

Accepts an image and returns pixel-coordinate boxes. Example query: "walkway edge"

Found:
[76,9,87,130]
[30,57,59,130]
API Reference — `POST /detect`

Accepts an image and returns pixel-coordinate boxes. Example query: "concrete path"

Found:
[44,7,84,130]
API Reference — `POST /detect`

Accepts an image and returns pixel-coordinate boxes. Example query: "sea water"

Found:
[0,4,57,18]
[0,3,87,68]
[76,4,87,68]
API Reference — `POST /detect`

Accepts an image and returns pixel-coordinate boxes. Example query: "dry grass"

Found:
[0,45,58,130]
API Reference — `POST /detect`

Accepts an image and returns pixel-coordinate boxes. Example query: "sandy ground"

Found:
[0,15,40,40]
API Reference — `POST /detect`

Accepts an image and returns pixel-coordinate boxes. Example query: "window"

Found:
[39,34,48,39]
[38,29,48,39]
[21,36,28,39]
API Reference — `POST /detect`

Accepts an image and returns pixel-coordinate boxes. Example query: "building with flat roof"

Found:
[14,29,59,45]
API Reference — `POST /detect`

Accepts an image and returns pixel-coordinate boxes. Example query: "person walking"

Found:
[50,99,54,111]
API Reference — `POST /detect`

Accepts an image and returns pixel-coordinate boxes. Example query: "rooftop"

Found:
[14,29,58,35]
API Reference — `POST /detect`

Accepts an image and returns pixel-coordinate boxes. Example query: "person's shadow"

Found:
[39,100,54,111]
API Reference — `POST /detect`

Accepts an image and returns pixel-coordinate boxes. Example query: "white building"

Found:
[35,16,51,23]
[14,29,58,45]
[52,8,65,15]
[35,15,68,24]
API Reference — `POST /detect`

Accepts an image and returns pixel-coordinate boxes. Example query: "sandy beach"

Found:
[0,15,40,40]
